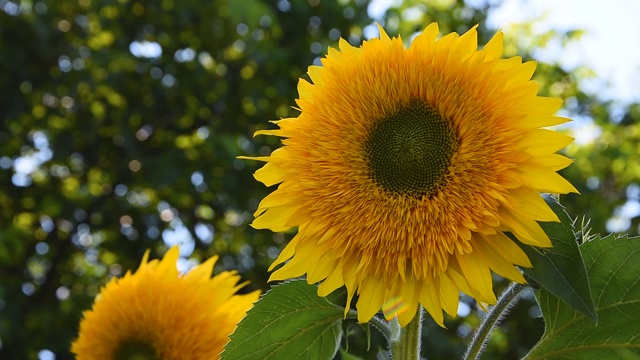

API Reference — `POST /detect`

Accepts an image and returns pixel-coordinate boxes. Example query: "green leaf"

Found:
[516,195,597,322]
[525,235,640,359]
[222,280,344,360]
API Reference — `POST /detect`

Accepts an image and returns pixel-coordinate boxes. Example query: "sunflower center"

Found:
[365,100,457,198]
[113,339,159,360]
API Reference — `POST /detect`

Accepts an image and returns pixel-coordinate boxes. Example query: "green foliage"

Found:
[517,196,596,322]
[526,235,640,359]
[222,280,345,360]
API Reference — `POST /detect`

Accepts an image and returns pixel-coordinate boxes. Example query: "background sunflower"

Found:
[71,246,259,359]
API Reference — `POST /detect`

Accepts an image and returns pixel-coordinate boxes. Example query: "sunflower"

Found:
[245,23,577,327]
[71,247,260,359]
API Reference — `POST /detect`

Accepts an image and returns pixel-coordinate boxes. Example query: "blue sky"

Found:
[488,0,640,104]
[369,0,640,104]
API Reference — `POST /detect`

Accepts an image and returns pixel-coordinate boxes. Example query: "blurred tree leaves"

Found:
[0,0,372,358]
[0,0,638,359]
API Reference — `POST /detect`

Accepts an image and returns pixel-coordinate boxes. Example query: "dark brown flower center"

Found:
[365,100,458,198]
[114,339,159,360]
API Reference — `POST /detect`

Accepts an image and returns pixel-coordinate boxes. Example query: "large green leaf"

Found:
[222,280,344,360]
[525,235,640,359]
[516,196,597,322]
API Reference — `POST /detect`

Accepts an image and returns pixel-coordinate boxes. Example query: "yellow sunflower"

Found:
[71,246,260,359]
[245,23,577,327]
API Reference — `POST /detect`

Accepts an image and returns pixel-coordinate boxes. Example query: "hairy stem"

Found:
[463,282,527,360]
[389,306,423,359]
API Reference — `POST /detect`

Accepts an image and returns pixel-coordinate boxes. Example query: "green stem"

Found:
[390,305,423,360]
[463,282,527,360]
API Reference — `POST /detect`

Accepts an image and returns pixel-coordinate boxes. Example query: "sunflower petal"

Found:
[482,31,504,61]
[485,232,532,268]
[475,239,526,283]
[456,253,497,303]
[420,281,444,327]
[439,273,460,317]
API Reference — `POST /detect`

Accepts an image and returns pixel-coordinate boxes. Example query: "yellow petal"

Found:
[237,155,270,162]
[411,22,439,50]
[307,65,324,85]
[438,273,460,317]
[445,260,473,296]
[342,257,359,317]
[338,38,359,56]
[269,246,298,273]
[297,78,314,99]
[317,265,344,296]
[485,232,532,268]
[498,209,552,247]
[516,165,579,194]
[518,129,574,156]
[269,240,317,281]
[356,275,386,323]
[505,187,559,222]
[482,31,504,61]
[507,61,536,85]
[457,25,479,58]
[475,239,526,283]
[376,23,390,41]
[307,250,335,283]
[419,281,444,327]
[254,161,286,187]
[185,255,218,281]
[156,246,180,277]
[251,205,301,231]
[397,278,420,327]
[456,253,497,304]
[529,154,574,171]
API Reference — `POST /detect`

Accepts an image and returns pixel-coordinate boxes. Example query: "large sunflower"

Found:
[246,23,576,327]
[71,247,260,359]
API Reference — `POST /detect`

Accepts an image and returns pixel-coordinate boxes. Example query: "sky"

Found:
[487,0,640,104]
[369,0,640,104]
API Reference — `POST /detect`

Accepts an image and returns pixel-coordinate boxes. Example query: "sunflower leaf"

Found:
[222,279,344,360]
[524,234,640,359]
[515,195,597,322]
